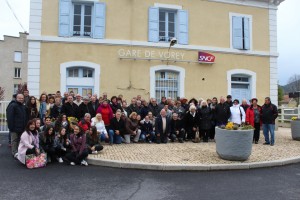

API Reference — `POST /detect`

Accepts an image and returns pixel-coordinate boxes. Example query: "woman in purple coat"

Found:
[65,124,89,166]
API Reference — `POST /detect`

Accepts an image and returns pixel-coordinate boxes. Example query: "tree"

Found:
[285,74,300,93]
[278,85,284,102]
[16,82,27,94]
[0,87,4,101]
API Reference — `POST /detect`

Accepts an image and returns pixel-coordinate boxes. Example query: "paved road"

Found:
[0,133,299,200]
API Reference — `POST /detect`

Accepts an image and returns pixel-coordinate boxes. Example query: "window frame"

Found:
[159,9,177,42]
[71,3,93,37]
[14,51,22,63]
[230,13,252,51]
[14,68,21,79]
[155,70,179,101]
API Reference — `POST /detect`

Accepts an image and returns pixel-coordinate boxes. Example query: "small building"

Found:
[27,0,284,105]
[0,32,28,101]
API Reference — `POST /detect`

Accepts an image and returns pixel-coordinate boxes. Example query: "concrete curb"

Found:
[87,156,300,171]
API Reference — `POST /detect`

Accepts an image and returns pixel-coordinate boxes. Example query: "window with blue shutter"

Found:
[148,7,189,45]
[58,0,106,39]
[232,16,250,50]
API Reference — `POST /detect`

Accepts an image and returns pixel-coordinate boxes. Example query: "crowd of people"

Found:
[6,90,278,167]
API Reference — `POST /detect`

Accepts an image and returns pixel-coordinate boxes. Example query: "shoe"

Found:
[179,139,184,143]
[81,160,88,166]
[92,151,98,154]
[14,153,18,159]
[270,143,274,146]
[70,162,75,166]
[263,142,270,145]
[57,157,63,163]
[255,141,258,144]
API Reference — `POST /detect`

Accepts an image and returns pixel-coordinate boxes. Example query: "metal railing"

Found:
[0,101,9,133]
[278,106,300,123]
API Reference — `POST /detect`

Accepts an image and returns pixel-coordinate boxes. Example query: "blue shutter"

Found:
[243,17,250,50]
[93,2,106,39]
[148,7,159,42]
[178,10,189,45]
[232,16,243,49]
[59,0,71,37]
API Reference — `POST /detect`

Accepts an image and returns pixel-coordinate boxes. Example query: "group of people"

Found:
[6,90,278,167]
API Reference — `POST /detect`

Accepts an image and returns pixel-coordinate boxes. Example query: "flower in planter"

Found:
[291,117,298,121]
[220,122,254,130]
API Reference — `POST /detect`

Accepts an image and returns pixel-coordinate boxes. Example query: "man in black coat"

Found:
[148,98,160,117]
[79,97,91,119]
[170,113,185,143]
[224,95,233,107]
[155,109,171,144]
[6,94,28,157]
[108,111,125,144]
[61,95,80,120]
[87,96,99,118]
[215,96,231,126]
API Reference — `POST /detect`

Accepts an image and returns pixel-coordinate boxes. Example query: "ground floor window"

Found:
[155,71,179,101]
[67,87,93,96]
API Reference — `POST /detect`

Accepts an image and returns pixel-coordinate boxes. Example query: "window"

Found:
[14,51,22,62]
[73,4,92,37]
[231,15,251,50]
[148,7,188,44]
[68,68,79,77]
[155,71,179,101]
[58,0,106,39]
[83,68,93,78]
[13,84,19,94]
[159,10,176,42]
[67,88,78,94]
[14,68,21,78]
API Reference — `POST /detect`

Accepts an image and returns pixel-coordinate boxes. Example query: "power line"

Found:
[5,0,27,32]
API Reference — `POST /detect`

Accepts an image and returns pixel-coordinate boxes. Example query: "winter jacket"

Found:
[126,104,139,116]
[61,102,80,119]
[198,106,213,130]
[54,135,71,150]
[39,132,55,150]
[184,111,199,132]
[261,103,278,124]
[87,102,99,118]
[6,100,28,133]
[215,103,231,125]
[140,106,150,119]
[50,104,61,119]
[70,133,86,155]
[78,103,91,120]
[125,118,139,135]
[246,105,262,127]
[109,117,126,136]
[148,103,160,117]
[170,119,184,134]
[140,121,153,134]
[78,119,91,133]
[229,104,246,125]
[18,131,40,164]
[86,133,101,149]
[110,102,123,114]
[155,115,171,135]
[97,104,113,126]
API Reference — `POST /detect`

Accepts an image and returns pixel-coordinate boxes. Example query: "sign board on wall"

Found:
[198,52,215,63]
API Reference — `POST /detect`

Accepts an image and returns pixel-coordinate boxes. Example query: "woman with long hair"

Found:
[65,124,89,166]
[54,127,71,163]
[86,126,103,154]
[91,113,109,142]
[124,112,141,144]
[26,96,39,120]
[54,114,69,134]
[39,125,56,163]
[38,93,50,125]
[17,120,42,165]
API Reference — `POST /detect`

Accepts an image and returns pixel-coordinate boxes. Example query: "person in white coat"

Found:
[229,99,246,125]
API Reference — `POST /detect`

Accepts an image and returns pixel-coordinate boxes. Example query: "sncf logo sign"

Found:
[198,52,215,63]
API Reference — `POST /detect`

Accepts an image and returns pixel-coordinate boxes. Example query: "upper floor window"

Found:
[59,0,106,39]
[159,10,176,42]
[149,6,188,45]
[14,68,21,78]
[231,14,251,50]
[73,4,92,37]
[14,51,22,62]
[67,67,93,78]
[68,68,79,77]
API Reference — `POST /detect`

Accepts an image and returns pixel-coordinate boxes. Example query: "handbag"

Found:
[194,130,200,143]
[25,153,47,169]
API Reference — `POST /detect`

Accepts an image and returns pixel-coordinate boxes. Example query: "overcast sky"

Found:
[0,0,299,85]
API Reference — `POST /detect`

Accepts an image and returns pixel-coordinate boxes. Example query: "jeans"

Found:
[11,132,21,156]
[140,131,155,142]
[99,132,108,142]
[262,124,275,144]
[108,130,123,144]
[124,130,141,144]
[253,123,260,142]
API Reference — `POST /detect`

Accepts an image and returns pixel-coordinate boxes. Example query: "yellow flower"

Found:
[291,117,298,121]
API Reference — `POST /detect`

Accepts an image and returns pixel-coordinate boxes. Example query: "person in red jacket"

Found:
[78,113,91,133]
[96,100,113,132]
[246,98,262,144]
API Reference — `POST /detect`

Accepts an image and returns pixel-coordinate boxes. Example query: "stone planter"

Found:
[215,127,254,161]
[291,120,300,141]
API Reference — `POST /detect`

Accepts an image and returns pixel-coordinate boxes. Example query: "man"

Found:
[109,111,125,144]
[55,91,62,99]
[155,109,171,144]
[88,96,99,118]
[149,98,160,117]
[241,99,250,112]
[159,97,167,109]
[170,113,185,143]
[102,92,109,103]
[126,98,139,116]
[61,92,69,104]
[69,91,75,100]
[73,94,83,106]
[224,95,233,108]
[261,97,278,146]
[136,95,142,101]
[6,94,28,157]
[215,96,231,126]
[23,89,30,105]
[61,95,80,119]
[79,97,91,119]
[136,100,143,115]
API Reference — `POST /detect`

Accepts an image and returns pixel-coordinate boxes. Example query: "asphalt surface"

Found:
[0,133,299,200]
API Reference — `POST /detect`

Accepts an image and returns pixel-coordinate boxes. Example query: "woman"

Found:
[65,124,89,166]
[91,113,109,142]
[184,105,199,141]
[34,118,42,133]
[54,127,71,163]
[110,96,123,114]
[86,126,104,154]
[229,99,246,125]
[246,98,262,144]
[26,96,39,120]
[39,125,56,163]
[17,120,42,165]
[124,112,141,144]
[38,93,50,125]
[54,114,69,134]
[96,99,113,131]
[198,101,212,142]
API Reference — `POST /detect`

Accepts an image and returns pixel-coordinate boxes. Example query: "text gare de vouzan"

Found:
[118,49,185,60]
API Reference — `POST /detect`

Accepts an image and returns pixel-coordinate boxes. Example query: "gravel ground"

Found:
[89,128,300,165]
